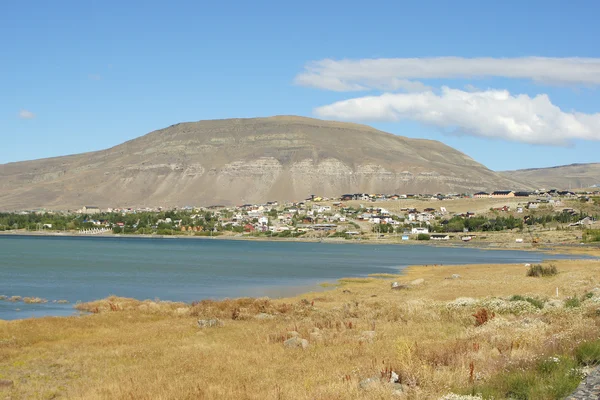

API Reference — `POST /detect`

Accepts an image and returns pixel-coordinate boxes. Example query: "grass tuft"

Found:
[464,356,581,400]
[526,264,558,277]
[509,295,545,309]
[575,340,600,366]
[565,296,581,308]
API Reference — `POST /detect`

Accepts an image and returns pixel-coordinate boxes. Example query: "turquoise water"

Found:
[0,235,590,320]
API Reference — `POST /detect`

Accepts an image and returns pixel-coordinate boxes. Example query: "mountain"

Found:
[501,163,600,190]
[0,116,529,210]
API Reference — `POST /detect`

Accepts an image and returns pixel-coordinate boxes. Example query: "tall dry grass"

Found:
[1,258,600,399]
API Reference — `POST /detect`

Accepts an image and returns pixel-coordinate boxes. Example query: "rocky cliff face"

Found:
[0,116,528,210]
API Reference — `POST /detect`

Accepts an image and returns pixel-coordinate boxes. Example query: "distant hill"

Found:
[0,116,529,210]
[501,163,600,190]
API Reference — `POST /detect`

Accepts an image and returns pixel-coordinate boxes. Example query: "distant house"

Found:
[491,191,515,198]
[430,234,450,240]
[473,192,489,198]
[81,206,100,214]
[258,216,269,226]
[411,227,429,234]
[514,191,531,197]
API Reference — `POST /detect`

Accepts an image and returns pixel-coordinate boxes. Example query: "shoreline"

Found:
[1,243,598,322]
[2,229,598,255]
[2,258,600,398]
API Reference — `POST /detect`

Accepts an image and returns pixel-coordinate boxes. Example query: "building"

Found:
[411,227,429,234]
[430,234,450,240]
[514,191,531,197]
[491,191,515,198]
[473,192,489,198]
[81,206,100,215]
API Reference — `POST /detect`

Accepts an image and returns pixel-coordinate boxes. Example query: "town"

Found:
[1,189,599,245]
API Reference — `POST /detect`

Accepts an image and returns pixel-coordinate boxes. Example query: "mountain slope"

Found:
[501,163,600,190]
[0,116,528,210]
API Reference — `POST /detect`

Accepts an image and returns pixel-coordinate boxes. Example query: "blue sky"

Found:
[2,0,599,170]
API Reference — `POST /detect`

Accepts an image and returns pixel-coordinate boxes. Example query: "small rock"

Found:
[342,289,352,294]
[283,336,309,349]
[0,379,13,388]
[410,278,425,286]
[392,383,404,396]
[390,371,399,383]
[309,332,324,343]
[197,319,224,328]
[451,274,461,279]
[391,282,409,290]
[255,313,275,320]
[359,377,379,390]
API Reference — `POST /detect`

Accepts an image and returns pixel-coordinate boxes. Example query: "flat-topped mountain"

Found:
[501,163,600,190]
[0,116,528,210]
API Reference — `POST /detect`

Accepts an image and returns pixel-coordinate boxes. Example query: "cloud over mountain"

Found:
[315,87,600,146]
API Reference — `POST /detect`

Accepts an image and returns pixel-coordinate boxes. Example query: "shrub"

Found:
[565,297,581,308]
[526,264,558,277]
[524,297,545,309]
[417,233,430,241]
[583,229,600,242]
[472,308,495,326]
[464,356,580,400]
[575,340,600,366]
[509,295,544,309]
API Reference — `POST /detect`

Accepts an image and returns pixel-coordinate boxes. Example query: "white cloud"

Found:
[18,109,35,119]
[296,57,600,91]
[314,87,600,146]
[464,84,480,92]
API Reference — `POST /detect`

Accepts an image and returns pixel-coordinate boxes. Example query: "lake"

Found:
[0,235,590,320]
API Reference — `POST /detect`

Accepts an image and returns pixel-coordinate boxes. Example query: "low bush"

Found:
[583,292,595,300]
[472,308,495,326]
[583,229,600,242]
[417,233,431,241]
[464,356,581,400]
[509,295,545,309]
[565,297,581,308]
[575,340,600,366]
[526,264,558,277]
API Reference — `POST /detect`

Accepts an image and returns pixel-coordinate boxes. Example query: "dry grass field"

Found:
[2,257,600,399]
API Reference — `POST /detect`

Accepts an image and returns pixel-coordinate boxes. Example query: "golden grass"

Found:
[1,259,600,399]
